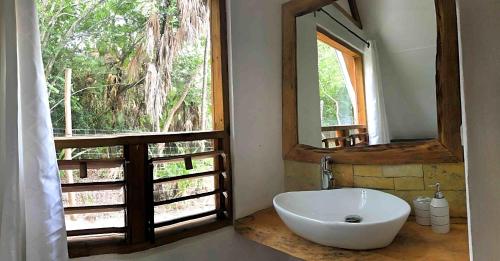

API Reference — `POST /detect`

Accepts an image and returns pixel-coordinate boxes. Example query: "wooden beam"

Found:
[321,124,366,132]
[58,159,124,170]
[211,0,233,222]
[347,0,362,29]
[61,181,124,193]
[153,210,221,228]
[153,189,222,206]
[153,170,221,184]
[68,219,229,258]
[124,144,149,244]
[54,131,225,149]
[64,204,125,215]
[67,227,126,237]
[330,1,363,29]
[282,2,300,157]
[287,140,457,164]
[149,150,223,164]
[435,0,463,161]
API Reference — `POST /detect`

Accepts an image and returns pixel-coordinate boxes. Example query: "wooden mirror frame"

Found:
[282,0,462,164]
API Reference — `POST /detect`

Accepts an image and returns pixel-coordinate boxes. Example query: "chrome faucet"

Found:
[320,155,335,190]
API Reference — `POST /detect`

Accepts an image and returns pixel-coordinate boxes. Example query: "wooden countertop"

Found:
[235,208,469,261]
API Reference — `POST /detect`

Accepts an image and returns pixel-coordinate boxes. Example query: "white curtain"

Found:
[0,0,69,260]
[364,41,390,145]
[336,50,358,124]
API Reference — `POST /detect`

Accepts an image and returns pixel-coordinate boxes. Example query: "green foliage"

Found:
[317,40,354,126]
[37,0,210,134]
[38,0,213,202]
[154,159,213,179]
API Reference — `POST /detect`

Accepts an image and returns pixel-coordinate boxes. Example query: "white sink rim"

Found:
[273,188,411,250]
[273,188,410,226]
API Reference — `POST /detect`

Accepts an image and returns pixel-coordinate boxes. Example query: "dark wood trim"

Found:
[149,150,223,163]
[67,219,229,258]
[67,227,126,237]
[124,143,149,244]
[154,189,223,206]
[331,1,362,29]
[287,140,457,164]
[64,204,126,215]
[68,234,126,258]
[153,170,221,183]
[58,159,124,170]
[321,125,366,132]
[54,131,225,149]
[435,0,463,161]
[282,0,463,164]
[211,0,233,223]
[154,209,221,228]
[61,181,124,193]
[348,0,362,29]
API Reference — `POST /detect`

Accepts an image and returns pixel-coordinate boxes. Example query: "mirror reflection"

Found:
[297,0,438,148]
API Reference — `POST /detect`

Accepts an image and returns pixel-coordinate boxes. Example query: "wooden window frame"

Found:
[317,29,367,126]
[282,0,463,164]
[57,0,231,257]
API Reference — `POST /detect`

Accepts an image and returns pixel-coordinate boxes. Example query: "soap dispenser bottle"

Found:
[430,183,450,234]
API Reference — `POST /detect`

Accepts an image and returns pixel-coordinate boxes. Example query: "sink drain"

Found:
[345,215,362,223]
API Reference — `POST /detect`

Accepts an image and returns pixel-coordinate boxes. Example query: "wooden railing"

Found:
[55,130,232,257]
[321,125,368,148]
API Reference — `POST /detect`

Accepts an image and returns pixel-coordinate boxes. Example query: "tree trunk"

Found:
[64,68,76,221]
[321,88,342,125]
[162,78,196,133]
[200,37,210,131]
[44,0,106,77]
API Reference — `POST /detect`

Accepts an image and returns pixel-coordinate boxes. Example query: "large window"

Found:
[37,0,231,257]
[317,30,367,147]
[38,0,214,134]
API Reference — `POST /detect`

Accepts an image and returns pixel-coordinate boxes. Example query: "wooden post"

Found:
[335,130,349,148]
[200,32,210,132]
[64,68,76,220]
[211,0,232,221]
[125,144,149,243]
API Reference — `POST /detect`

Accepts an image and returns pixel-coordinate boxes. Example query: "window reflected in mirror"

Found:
[316,30,368,148]
[296,0,437,149]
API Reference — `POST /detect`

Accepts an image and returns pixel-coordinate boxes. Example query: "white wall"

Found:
[297,14,322,148]
[228,0,286,219]
[458,0,500,260]
[357,0,438,140]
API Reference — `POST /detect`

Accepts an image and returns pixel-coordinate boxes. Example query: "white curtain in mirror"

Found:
[0,0,69,259]
[364,41,390,145]
[336,50,358,123]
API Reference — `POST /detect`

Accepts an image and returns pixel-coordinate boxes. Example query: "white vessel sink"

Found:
[273,188,410,250]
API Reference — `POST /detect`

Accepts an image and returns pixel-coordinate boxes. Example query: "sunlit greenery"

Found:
[317,40,354,126]
[37,0,212,133]
[38,0,215,216]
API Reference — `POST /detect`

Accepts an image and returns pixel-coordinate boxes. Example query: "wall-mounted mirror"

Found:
[297,0,438,149]
[282,0,462,164]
